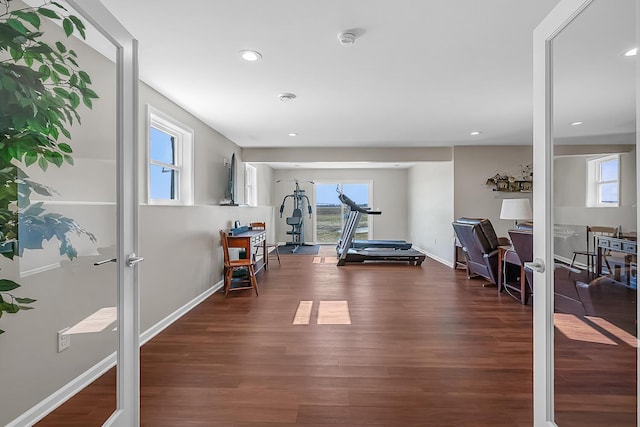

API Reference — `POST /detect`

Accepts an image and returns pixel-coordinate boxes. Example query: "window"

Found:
[315,182,371,243]
[148,107,193,205]
[245,164,257,206]
[587,154,619,207]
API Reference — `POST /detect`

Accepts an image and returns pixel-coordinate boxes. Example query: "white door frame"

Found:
[533,0,639,426]
[66,2,140,426]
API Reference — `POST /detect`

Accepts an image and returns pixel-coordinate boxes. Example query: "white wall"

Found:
[273,168,408,244]
[408,162,455,266]
[453,145,534,238]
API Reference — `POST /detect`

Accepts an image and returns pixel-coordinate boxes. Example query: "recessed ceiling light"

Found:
[470,131,482,136]
[278,93,297,102]
[570,121,583,126]
[288,133,298,137]
[240,50,262,61]
[624,47,638,57]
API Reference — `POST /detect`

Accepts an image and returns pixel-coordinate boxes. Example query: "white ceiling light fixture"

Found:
[240,50,262,62]
[623,47,638,57]
[338,32,357,46]
[288,133,298,137]
[278,93,297,102]
[570,121,583,126]
[470,131,482,136]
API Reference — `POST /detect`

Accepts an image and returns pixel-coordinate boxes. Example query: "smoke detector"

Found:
[338,32,357,45]
[278,93,297,102]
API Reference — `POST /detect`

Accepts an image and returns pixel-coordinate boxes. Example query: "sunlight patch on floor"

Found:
[66,307,117,335]
[586,316,638,348]
[554,313,616,346]
[317,301,351,325]
[293,301,313,324]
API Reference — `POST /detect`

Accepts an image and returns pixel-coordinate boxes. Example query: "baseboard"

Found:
[6,354,116,427]
[20,263,60,278]
[8,279,224,427]
[414,246,454,269]
[141,280,223,345]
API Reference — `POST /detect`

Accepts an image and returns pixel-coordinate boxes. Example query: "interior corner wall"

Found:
[408,162,455,266]
[272,168,408,244]
[453,145,534,238]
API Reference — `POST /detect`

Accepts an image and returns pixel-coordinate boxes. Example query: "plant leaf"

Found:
[15,298,36,304]
[7,18,28,35]
[37,8,60,20]
[0,279,20,292]
[55,41,66,53]
[62,18,73,37]
[12,11,41,29]
[78,70,92,84]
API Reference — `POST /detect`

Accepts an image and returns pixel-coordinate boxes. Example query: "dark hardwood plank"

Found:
[37,246,636,426]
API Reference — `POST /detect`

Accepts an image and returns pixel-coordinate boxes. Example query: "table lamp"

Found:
[500,198,532,229]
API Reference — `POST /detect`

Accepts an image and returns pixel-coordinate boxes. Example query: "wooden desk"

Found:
[596,236,637,284]
[227,229,268,273]
[497,245,528,304]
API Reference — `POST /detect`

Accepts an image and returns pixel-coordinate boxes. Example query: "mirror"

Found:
[552,0,637,425]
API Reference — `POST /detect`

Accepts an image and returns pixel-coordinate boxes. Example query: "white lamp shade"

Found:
[500,198,532,220]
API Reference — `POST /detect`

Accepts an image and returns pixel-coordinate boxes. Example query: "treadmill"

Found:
[336,193,426,266]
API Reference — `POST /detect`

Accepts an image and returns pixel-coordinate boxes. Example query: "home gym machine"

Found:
[279,179,313,253]
[336,192,425,266]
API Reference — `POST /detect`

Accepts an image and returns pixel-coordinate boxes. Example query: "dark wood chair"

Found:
[250,222,280,266]
[220,230,258,297]
[570,226,616,276]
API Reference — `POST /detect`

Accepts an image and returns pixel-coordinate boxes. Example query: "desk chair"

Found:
[570,226,616,276]
[220,230,258,296]
[250,222,280,265]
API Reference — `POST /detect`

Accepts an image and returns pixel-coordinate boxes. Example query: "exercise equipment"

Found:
[279,179,313,253]
[336,192,425,266]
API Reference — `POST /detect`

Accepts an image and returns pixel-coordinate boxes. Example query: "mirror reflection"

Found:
[552,0,637,425]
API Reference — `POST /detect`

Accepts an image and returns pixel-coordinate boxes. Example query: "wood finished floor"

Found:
[38,246,636,426]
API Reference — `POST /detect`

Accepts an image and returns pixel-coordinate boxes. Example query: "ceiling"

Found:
[96,0,634,151]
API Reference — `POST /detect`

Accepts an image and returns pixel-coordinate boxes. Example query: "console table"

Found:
[596,236,637,284]
[227,229,268,273]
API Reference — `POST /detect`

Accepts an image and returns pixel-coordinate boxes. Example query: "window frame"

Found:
[245,163,258,207]
[586,154,620,208]
[147,106,194,206]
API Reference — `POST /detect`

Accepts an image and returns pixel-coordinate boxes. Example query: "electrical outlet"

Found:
[57,328,71,352]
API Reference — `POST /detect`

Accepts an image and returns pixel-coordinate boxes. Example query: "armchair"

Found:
[452,218,510,285]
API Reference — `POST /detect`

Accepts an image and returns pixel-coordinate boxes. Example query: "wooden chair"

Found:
[219,230,258,296]
[570,226,617,276]
[250,222,280,266]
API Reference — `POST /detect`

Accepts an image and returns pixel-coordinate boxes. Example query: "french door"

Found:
[533,0,638,425]
[63,2,139,426]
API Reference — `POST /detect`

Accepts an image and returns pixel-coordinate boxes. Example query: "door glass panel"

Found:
[0,5,119,425]
[316,183,370,243]
[552,1,637,425]
[316,183,342,243]
[342,183,370,240]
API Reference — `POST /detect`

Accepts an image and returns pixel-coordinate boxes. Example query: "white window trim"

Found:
[586,154,620,208]
[147,106,194,206]
[245,163,258,207]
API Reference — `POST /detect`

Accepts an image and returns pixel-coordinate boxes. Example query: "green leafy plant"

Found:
[0,0,99,334]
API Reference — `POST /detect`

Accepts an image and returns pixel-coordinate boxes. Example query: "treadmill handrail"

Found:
[338,193,381,215]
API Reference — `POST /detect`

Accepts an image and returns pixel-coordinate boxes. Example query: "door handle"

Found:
[126,253,144,267]
[94,258,117,266]
[525,258,546,273]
